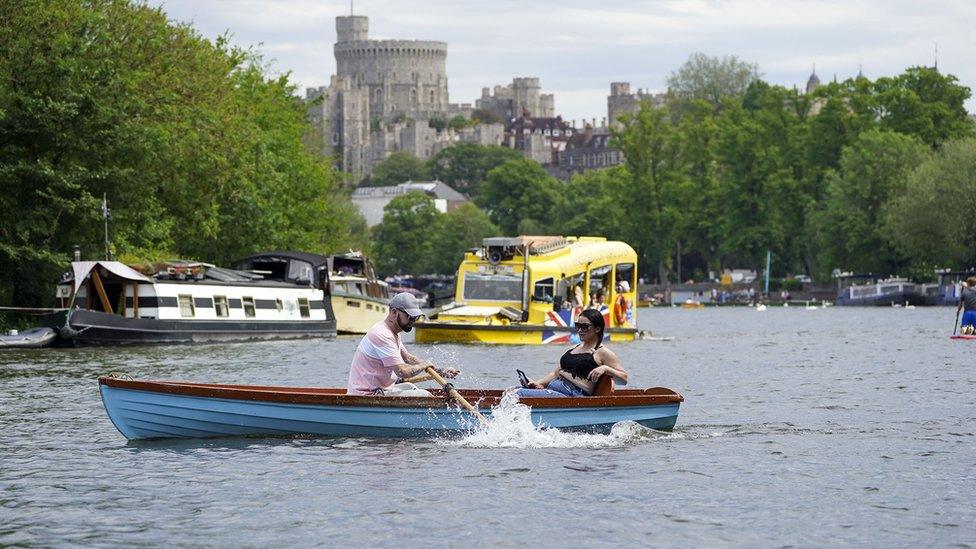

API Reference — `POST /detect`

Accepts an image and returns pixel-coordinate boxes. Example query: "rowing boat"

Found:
[98,375,683,440]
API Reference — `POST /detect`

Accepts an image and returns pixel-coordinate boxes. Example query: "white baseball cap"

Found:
[389,292,424,318]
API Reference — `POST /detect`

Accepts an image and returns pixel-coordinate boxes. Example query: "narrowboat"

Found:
[43,251,336,345]
[414,236,640,345]
[834,273,926,306]
[323,252,390,334]
[97,375,684,440]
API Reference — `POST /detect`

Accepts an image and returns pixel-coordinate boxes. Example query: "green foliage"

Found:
[815,130,928,275]
[874,67,973,148]
[427,143,522,195]
[667,53,762,105]
[471,108,502,125]
[448,115,470,130]
[371,193,441,275]
[428,117,447,131]
[612,103,685,281]
[475,159,565,235]
[365,151,430,186]
[884,137,976,269]
[427,203,499,274]
[0,0,366,307]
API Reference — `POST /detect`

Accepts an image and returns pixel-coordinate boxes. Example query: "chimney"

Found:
[601,117,606,127]
[584,123,593,142]
[72,245,81,262]
[591,117,596,127]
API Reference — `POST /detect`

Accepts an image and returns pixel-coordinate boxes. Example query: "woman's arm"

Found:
[588,348,628,385]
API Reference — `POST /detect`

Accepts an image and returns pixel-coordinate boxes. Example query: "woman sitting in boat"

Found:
[515,309,628,397]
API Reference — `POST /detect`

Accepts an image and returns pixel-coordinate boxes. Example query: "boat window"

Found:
[214,296,229,317]
[243,296,256,318]
[288,261,313,284]
[615,263,635,291]
[589,265,612,302]
[178,295,195,318]
[333,281,347,293]
[532,277,554,302]
[298,298,311,318]
[462,271,522,301]
[351,283,364,295]
[275,298,283,312]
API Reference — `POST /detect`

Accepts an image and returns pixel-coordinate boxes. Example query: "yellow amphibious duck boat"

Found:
[414,236,639,345]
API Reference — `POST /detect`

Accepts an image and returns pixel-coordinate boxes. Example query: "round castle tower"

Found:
[334,15,449,119]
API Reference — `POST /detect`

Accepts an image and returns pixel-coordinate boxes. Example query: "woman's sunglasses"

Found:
[575,322,594,332]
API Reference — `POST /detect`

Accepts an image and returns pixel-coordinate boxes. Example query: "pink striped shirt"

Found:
[346,321,408,395]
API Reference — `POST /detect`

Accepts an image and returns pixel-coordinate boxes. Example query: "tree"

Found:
[612,103,684,282]
[427,143,522,195]
[667,53,761,106]
[884,137,976,270]
[448,114,469,130]
[370,192,441,275]
[554,166,629,240]
[475,159,564,235]
[874,66,973,148]
[816,130,929,275]
[428,203,499,274]
[365,151,430,187]
[0,0,365,311]
[471,108,502,125]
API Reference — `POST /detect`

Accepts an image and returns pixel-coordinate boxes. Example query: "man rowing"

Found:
[346,292,458,396]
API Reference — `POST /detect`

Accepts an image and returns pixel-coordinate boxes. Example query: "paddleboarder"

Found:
[957,277,976,335]
[514,308,628,397]
[346,292,458,396]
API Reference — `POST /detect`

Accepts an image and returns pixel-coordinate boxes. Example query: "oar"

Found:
[424,366,488,425]
[953,308,961,335]
[401,373,434,384]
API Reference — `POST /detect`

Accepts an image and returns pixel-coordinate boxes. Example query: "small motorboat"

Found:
[950,335,976,340]
[98,375,683,440]
[0,327,57,349]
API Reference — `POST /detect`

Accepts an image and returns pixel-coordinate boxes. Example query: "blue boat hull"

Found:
[99,384,681,440]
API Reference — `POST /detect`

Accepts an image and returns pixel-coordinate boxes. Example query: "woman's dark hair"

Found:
[578,308,605,344]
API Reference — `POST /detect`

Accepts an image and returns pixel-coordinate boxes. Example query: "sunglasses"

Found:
[575,322,594,332]
[397,309,421,322]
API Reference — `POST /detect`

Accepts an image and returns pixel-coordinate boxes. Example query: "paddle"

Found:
[954,307,961,335]
[424,366,488,425]
[401,373,434,384]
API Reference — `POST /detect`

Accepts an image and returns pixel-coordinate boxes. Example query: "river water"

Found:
[1,306,974,546]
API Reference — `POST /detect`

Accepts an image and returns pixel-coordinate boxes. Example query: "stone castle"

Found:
[306,15,571,180]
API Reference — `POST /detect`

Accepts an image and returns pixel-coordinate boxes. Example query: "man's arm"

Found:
[395,348,458,380]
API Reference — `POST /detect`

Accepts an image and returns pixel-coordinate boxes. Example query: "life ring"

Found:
[613,295,628,325]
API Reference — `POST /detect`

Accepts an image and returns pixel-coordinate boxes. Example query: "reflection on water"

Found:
[1,307,975,545]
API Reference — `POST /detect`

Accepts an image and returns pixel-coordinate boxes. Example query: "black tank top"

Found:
[560,345,601,380]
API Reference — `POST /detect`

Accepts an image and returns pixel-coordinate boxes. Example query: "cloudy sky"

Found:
[151,0,975,122]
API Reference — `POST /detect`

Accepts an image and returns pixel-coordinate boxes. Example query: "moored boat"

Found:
[98,375,683,440]
[322,252,390,334]
[42,252,337,346]
[834,273,926,306]
[415,236,640,344]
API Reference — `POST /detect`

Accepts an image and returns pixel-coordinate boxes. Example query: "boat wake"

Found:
[442,392,674,449]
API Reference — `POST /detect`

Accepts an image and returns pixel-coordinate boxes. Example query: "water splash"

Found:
[442,392,671,449]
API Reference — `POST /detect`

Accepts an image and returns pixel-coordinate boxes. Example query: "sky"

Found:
[150,0,976,122]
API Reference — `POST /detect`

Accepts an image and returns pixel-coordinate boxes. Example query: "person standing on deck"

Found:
[346,293,458,396]
[957,277,976,335]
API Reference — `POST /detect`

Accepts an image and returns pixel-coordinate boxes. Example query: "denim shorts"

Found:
[515,377,587,398]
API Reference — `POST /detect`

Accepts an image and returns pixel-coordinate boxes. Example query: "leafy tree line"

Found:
[0,0,368,313]
[369,62,973,283]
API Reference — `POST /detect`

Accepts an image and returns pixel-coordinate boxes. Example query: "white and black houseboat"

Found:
[42,251,337,345]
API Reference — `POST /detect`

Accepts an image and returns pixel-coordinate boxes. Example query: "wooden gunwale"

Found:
[98,376,683,409]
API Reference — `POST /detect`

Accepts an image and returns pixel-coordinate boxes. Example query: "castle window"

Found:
[429,90,435,103]
[298,298,310,318]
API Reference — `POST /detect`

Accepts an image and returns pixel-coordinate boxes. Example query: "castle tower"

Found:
[806,64,821,94]
[336,16,368,43]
